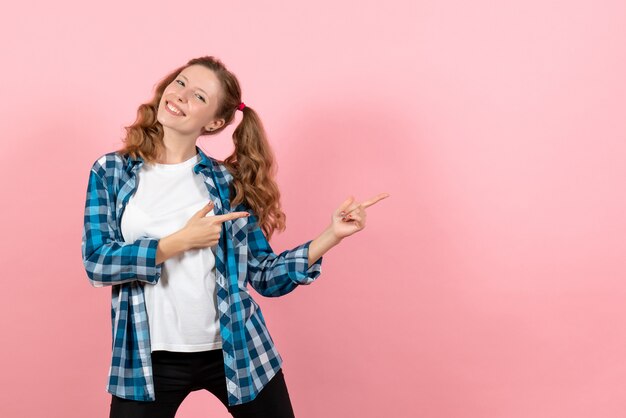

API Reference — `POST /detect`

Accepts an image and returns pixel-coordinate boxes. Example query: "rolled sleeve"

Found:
[81,168,163,287]
[284,239,323,285]
[246,214,324,297]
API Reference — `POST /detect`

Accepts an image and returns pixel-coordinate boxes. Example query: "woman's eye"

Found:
[175,80,205,102]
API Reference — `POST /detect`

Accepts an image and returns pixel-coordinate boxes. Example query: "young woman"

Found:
[81,55,388,418]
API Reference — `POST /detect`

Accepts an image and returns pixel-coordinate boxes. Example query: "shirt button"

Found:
[118,203,123,209]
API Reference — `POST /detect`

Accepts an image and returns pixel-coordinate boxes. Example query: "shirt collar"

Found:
[125,145,213,173]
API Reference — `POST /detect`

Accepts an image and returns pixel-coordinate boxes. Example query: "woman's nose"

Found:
[174,88,192,102]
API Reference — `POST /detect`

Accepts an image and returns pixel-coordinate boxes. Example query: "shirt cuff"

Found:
[135,237,163,284]
[285,239,323,285]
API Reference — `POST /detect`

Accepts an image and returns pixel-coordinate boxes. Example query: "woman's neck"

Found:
[159,129,198,164]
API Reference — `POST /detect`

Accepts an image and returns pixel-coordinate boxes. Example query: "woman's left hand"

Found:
[329,193,390,240]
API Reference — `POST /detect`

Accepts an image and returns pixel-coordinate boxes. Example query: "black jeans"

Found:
[109,349,296,418]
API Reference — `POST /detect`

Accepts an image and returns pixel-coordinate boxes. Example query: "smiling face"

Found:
[156,64,226,136]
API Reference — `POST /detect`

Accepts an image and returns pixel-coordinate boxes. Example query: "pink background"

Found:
[1,0,625,417]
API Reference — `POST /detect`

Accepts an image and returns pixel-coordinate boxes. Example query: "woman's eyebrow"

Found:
[178,74,208,96]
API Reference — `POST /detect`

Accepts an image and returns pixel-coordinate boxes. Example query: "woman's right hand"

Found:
[179,201,250,250]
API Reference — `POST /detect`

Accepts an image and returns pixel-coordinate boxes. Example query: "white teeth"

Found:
[166,102,183,115]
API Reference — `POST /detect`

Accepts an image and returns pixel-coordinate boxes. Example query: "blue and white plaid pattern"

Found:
[81,146,324,405]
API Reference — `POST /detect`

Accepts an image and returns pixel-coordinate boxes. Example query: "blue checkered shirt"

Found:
[81,145,324,405]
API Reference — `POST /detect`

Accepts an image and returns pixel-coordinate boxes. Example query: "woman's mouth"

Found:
[165,101,185,116]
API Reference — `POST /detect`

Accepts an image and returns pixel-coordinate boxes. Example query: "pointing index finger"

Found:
[212,211,251,223]
[360,193,390,209]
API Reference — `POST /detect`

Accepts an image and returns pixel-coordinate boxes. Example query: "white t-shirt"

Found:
[120,153,222,352]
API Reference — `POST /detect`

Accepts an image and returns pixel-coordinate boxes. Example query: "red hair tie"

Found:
[237,102,246,111]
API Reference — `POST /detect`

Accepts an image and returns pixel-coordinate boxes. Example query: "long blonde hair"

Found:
[118,56,286,240]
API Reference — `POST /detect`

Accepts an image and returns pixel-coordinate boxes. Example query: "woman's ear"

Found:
[204,118,226,132]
